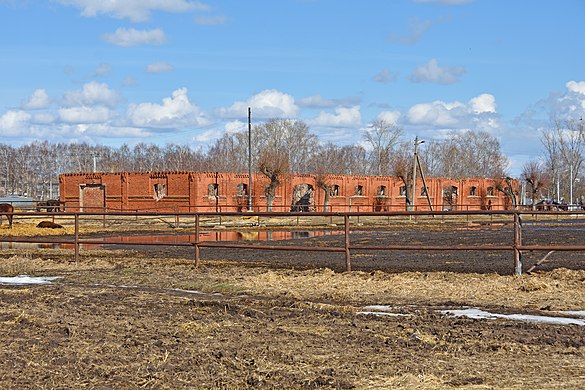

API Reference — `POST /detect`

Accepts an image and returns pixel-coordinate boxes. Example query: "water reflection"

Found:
[0,230,339,250]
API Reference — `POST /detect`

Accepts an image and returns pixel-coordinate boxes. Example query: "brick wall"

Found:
[59,171,518,212]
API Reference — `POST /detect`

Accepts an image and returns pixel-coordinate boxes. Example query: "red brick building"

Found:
[59,171,517,212]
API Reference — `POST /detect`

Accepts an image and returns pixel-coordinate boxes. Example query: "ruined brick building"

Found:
[59,171,517,212]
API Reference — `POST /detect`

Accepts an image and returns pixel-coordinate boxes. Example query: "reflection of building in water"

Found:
[60,171,517,212]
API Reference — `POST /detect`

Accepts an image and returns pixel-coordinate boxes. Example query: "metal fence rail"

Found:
[1,210,585,275]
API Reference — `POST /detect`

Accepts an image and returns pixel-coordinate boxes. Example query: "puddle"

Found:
[0,275,62,285]
[358,305,585,326]
[357,305,412,317]
[440,308,585,326]
[0,230,341,250]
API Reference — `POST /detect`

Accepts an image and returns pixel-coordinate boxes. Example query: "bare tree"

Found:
[258,150,289,211]
[362,119,403,176]
[423,131,509,178]
[522,160,550,209]
[392,146,414,210]
[315,173,332,211]
[494,176,518,210]
[541,118,585,203]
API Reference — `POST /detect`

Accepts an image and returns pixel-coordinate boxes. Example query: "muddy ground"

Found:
[0,216,584,389]
[104,218,585,275]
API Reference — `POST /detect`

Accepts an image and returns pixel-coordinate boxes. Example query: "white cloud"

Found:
[122,76,138,87]
[409,58,465,84]
[0,110,31,135]
[57,0,210,22]
[377,110,402,124]
[195,15,227,26]
[407,94,498,129]
[311,106,362,127]
[387,17,433,45]
[62,81,119,108]
[103,28,166,47]
[22,89,50,110]
[225,120,246,134]
[217,89,299,119]
[518,80,585,125]
[146,62,174,74]
[298,95,360,109]
[194,129,221,142]
[469,93,496,113]
[32,113,57,124]
[127,87,208,129]
[566,80,585,95]
[408,101,462,126]
[95,63,112,77]
[59,106,112,123]
[373,69,399,83]
[73,124,150,138]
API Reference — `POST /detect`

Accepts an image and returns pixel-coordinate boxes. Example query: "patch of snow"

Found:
[357,311,411,317]
[358,305,412,317]
[441,308,585,326]
[0,275,62,285]
[561,311,585,318]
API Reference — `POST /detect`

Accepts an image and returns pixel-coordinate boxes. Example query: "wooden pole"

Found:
[514,212,522,275]
[344,214,351,272]
[74,213,79,263]
[194,214,200,268]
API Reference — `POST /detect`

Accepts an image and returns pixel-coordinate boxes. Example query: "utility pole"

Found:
[247,107,253,212]
[411,136,424,211]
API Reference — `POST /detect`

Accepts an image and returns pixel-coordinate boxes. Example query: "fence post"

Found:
[74,213,79,263]
[514,212,522,275]
[194,213,200,268]
[344,214,351,272]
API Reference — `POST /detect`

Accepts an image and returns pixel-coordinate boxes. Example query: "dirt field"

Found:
[0,216,584,389]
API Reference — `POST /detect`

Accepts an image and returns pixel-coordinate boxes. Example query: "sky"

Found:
[0,0,584,176]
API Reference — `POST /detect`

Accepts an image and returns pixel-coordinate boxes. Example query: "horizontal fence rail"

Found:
[1,209,585,275]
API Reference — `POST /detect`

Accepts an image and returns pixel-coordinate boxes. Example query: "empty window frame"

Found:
[236,183,248,197]
[154,183,166,200]
[330,184,340,197]
[208,183,219,197]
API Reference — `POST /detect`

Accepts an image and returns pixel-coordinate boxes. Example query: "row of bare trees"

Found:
[522,119,585,207]
[1,118,511,201]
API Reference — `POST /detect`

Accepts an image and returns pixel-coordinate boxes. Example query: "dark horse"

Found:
[0,203,13,228]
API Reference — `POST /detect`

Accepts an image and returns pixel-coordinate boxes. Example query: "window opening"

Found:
[208,183,219,197]
[154,183,166,201]
[331,185,340,197]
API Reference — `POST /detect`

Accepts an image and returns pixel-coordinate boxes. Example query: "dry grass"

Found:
[0,250,583,389]
[1,250,583,313]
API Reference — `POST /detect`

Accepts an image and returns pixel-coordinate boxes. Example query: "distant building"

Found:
[59,171,517,212]
[0,195,34,208]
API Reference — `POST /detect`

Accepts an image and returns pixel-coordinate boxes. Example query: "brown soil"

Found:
[0,216,584,389]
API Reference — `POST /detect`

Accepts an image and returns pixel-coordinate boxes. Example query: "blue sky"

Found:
[1,0,584,176]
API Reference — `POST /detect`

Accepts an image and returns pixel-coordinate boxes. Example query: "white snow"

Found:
[357,311,411,317]
[441,308,585,326]
[0,275,62,285]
